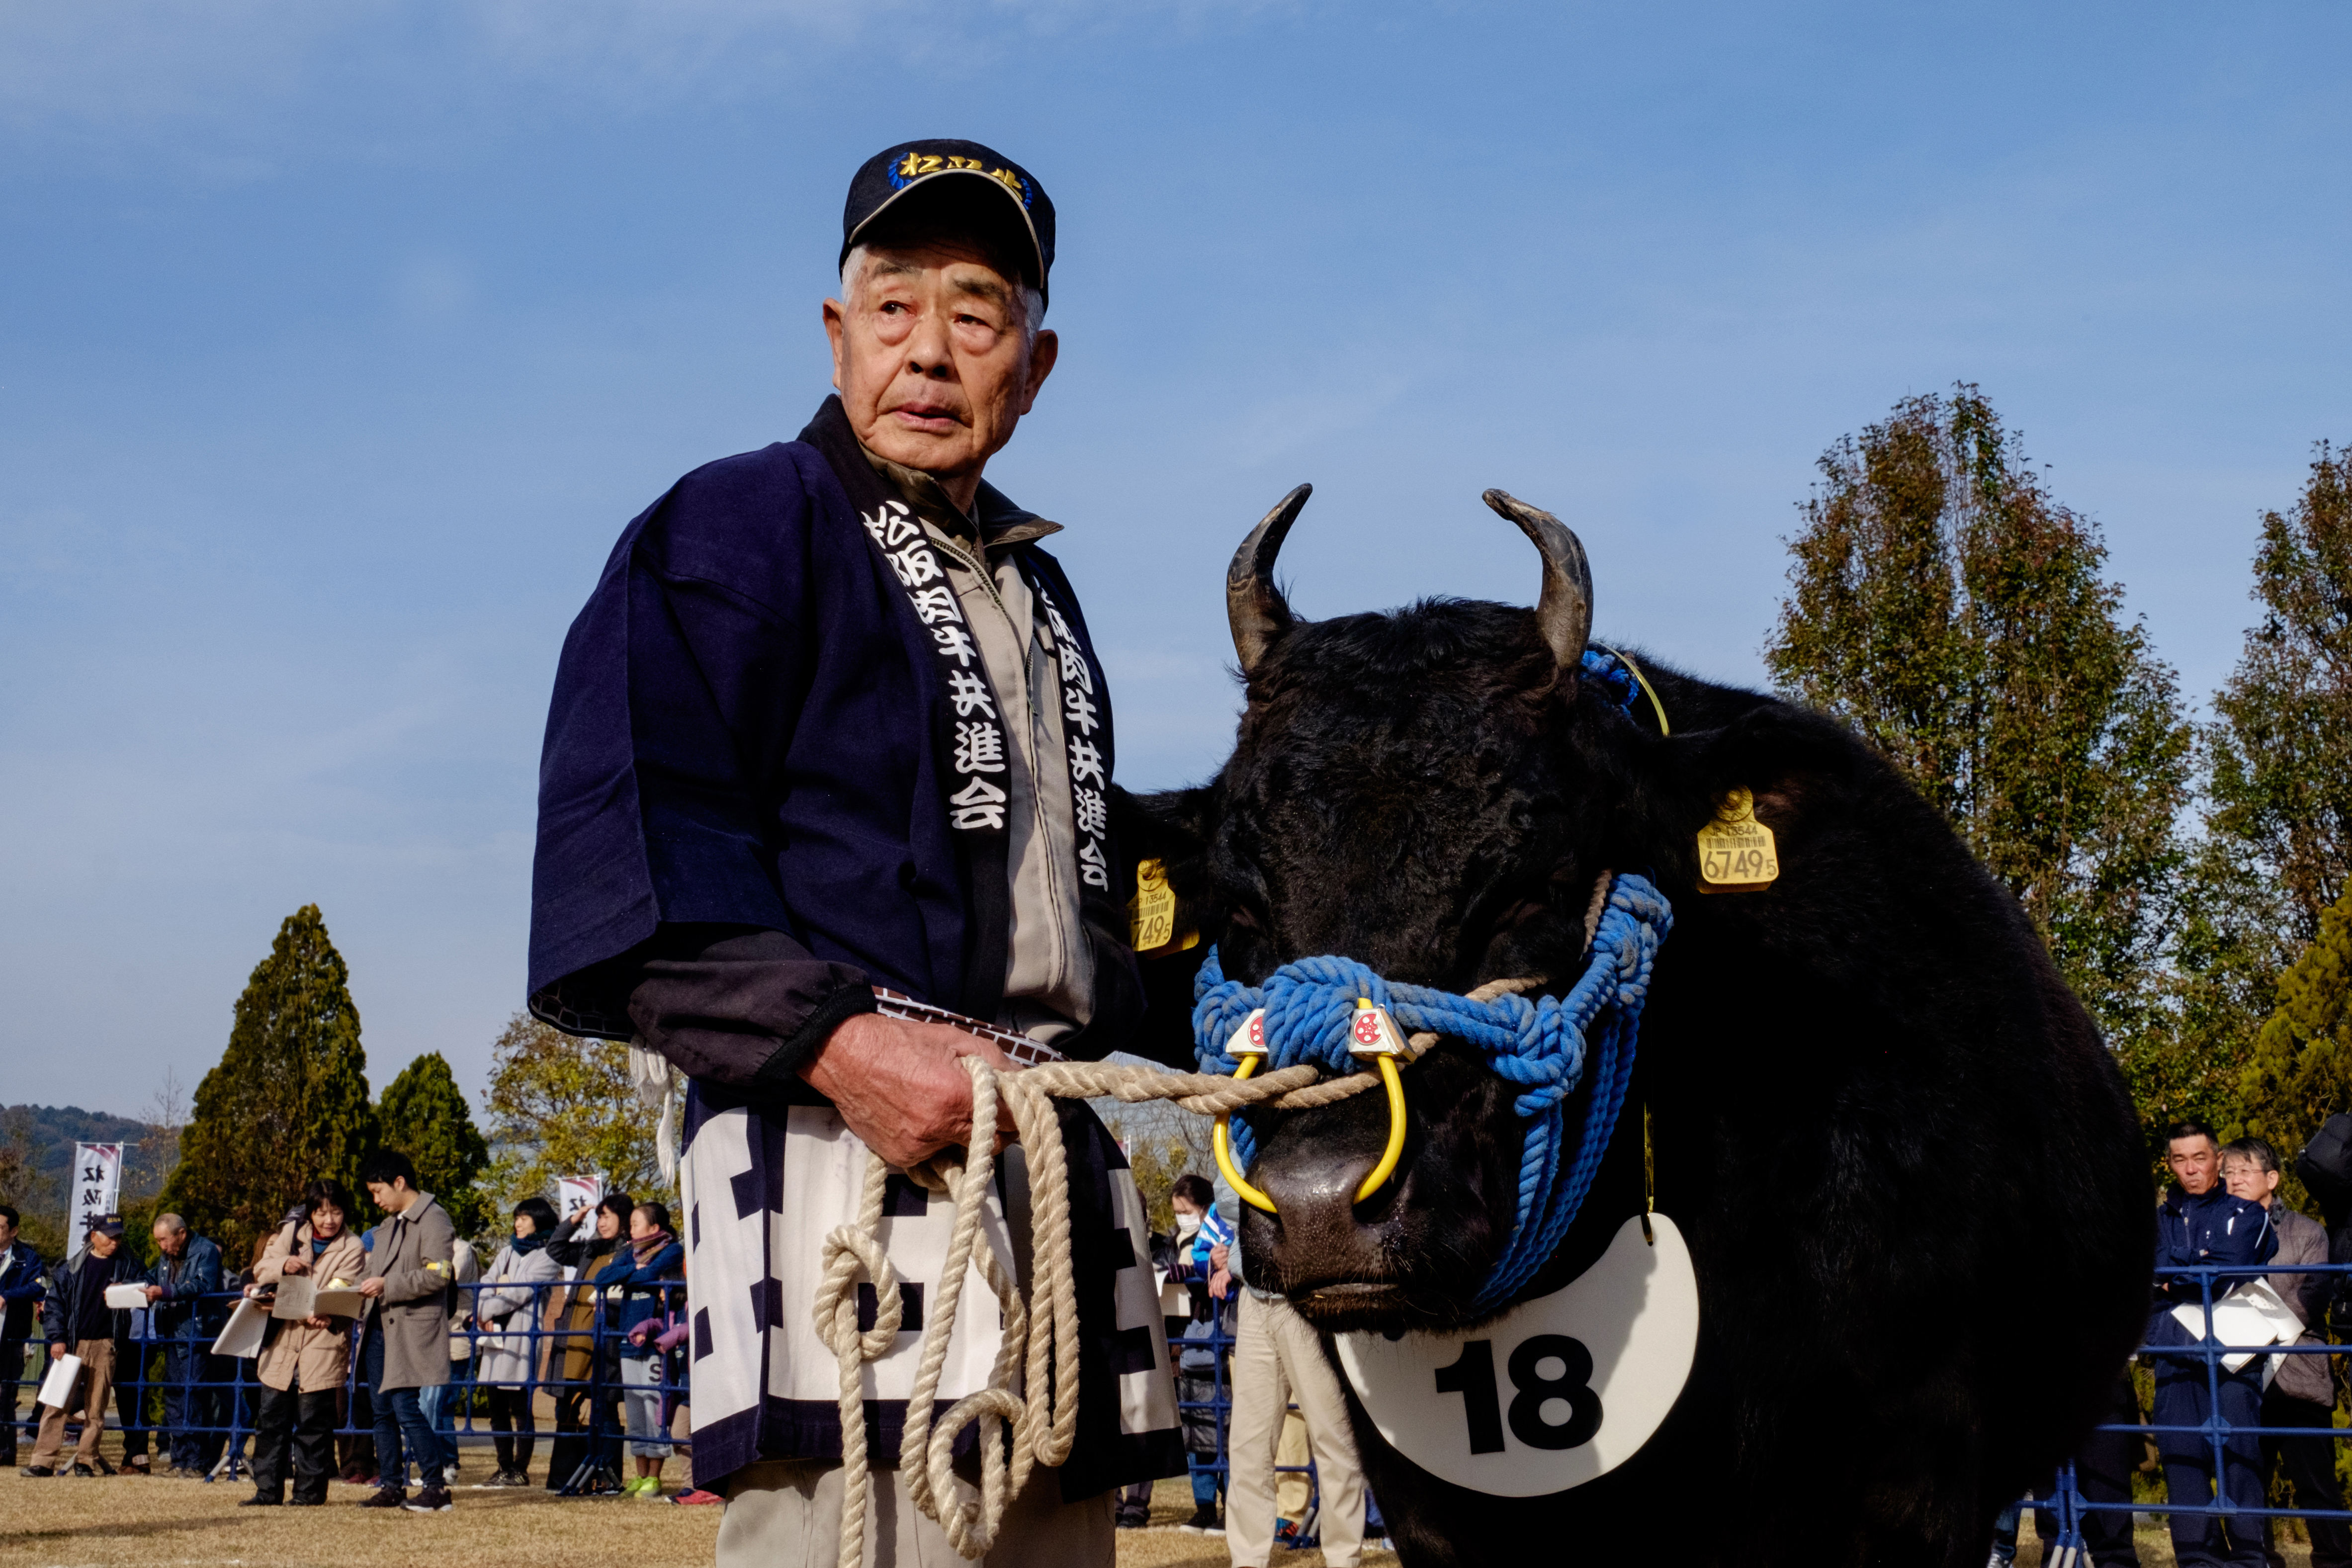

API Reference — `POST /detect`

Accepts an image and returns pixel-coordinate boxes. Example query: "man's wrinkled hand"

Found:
[800,1011,1021,1168]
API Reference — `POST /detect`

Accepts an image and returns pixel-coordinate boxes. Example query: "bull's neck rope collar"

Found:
[1191,871,1673,1312]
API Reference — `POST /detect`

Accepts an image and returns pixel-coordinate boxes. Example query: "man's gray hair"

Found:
[156,1212,188,1234]
[2222,1137,2280,1175]
[840,244,1044,351]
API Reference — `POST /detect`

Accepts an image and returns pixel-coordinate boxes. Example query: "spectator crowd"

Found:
[17,1119,2352,1568]
[0,1149,700,1511]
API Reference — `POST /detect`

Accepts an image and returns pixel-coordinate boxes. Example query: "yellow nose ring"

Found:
[1212,999,1411,1215]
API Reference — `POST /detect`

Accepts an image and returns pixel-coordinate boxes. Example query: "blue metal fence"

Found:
[6,1276,688,1493]
[24,1258,2335,1548]
[2023,1260,2351,1565]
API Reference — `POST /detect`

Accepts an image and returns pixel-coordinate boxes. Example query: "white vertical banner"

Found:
[553,1175,604,1225]
[70,1143,127,1248]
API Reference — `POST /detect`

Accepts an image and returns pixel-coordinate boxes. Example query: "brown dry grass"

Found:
[0,1452,1396,1568]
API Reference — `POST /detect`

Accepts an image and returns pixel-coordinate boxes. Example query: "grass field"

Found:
[0,1444,1395,1568]
[0,1438,2311,1567]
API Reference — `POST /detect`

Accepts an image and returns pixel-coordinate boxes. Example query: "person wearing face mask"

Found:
[245,1182,366,1506]
[1167,1175,1237,1535]
[544,1192,633,1494]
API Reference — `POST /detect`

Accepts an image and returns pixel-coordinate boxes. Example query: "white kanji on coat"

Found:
[1067,736,1106,787]
[931,624,978,666]
[910,587,961,625]
[947,669,996,718]
[956,720,1007,775]
[949,774,1008,831]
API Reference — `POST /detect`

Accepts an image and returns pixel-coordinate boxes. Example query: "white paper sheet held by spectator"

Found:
[2169,1278,2307,1372]
[37,1352,85,1409]
[103,1283,148,1309]
[212,1297,270,1359]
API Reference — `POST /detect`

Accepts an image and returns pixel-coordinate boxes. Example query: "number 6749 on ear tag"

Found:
[1333,1214,1698,1497]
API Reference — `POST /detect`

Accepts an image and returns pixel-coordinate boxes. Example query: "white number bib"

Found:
[1333,1213,1698,1497]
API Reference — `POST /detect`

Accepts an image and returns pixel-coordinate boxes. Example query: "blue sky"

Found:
[2,2,2346,1119]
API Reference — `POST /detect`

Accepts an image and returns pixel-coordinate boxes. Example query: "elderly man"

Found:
[2222,1138,2351,1568]
[141,1213,226,1477]
[527,140,1187,1566]
[23,1215,140,1477]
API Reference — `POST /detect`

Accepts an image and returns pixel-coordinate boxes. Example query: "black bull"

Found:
[1111,488,2151,1568]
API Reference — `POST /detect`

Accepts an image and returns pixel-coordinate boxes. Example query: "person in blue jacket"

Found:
[2147,1119,2277,1568]
[1166,1175,1236,1535]
[141,1214,226,1476]
[0,1207,47,1466]
[600,1202,684,1499]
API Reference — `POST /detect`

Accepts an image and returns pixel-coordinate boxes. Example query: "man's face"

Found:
[2169,1135,2222,1195]
[89,1231,118,1258]
[154,1224,184,1257]
[0,1218,15,1247]
[2223,1156,2280,1208]
[824,240,1057,490]
[365,1180,408,1213]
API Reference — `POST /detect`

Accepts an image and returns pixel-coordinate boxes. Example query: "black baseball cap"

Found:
[840,139,1056,308]
[91,1214,125,1238]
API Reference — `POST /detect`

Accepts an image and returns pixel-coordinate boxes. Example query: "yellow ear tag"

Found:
[1129,858,1200,957]
[1697,787,1779,891]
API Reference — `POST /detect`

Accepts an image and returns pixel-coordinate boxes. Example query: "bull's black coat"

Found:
[1119,599,2150,1568]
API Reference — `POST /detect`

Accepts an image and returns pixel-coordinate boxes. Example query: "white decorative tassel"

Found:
[627,1038,678,1184]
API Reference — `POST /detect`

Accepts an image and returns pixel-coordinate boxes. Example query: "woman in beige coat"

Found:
[244,1181,366,1507]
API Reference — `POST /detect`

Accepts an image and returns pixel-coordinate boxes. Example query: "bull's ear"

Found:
[1110,784,1223,1067]
[1110,784,1217,888]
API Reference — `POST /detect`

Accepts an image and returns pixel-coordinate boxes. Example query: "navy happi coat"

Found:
[526,398,1182,1495]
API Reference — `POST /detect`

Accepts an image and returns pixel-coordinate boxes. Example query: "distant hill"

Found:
[0,1103,172,1228]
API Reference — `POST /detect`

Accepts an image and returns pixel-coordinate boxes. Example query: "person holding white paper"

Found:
[21,1214,139,1477]
[2149,1121,2277,1568]
[2222,1139,2352,1568]
[245,1181,366,1507]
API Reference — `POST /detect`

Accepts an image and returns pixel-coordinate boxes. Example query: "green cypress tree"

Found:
[378,1051,491,1238]
[2239,882,2352,1173]
[161,905,379,1258]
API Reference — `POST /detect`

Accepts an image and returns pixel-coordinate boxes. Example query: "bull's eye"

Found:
[1225,905,1261,931]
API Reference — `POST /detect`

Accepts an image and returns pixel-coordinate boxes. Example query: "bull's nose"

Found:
[1256,1156,1386,1272]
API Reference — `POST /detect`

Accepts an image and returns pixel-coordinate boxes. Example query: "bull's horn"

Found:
[1482,488,1592,676]
[1227,483,1312,674]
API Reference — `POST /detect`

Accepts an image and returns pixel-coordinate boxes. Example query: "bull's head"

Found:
[1142,485,1664,1335]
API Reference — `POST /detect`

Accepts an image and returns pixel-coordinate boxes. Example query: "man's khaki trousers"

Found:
[716,1459,1112,1568]
[1224,1291,1367,1568]
[29,1339,116,1469]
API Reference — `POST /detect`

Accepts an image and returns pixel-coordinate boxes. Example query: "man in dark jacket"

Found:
[140,1213,226,1476]
[0,1206,47,1466]
[528,139,1185,1565]
[2149,1120,2278,1568]
[23,1214,141,1476]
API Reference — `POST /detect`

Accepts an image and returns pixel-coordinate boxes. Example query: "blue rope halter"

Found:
[1187,647,1674,1312]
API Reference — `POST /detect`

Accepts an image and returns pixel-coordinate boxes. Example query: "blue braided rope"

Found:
[1191,872,1672,1312]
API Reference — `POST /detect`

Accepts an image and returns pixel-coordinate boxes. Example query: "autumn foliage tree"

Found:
[484,1013,673,1210]
[161,905,379,1258]
[1766,385,2193,1042]
[2205,443,2352,945]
